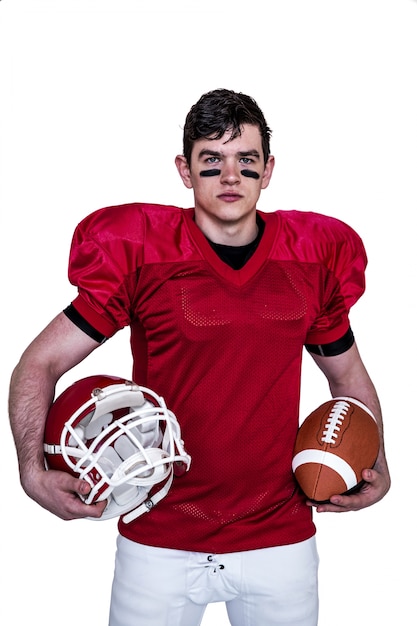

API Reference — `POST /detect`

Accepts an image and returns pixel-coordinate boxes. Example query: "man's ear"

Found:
[261,155,275,190]
[175,155,193,189]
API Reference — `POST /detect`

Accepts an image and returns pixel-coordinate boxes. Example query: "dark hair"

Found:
[182,88,272,165]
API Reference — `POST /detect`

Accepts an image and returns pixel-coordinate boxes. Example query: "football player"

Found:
[9,88,390,626]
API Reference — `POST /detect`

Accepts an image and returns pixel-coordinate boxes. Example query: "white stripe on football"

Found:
[292,449,357,491]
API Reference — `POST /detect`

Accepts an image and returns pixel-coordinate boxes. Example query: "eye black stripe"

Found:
[241,170,260,179]
[199,169,221,177]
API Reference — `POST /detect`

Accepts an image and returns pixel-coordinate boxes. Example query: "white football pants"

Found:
[108,534,319,626]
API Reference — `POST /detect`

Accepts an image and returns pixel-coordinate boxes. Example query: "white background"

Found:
[1,1,416,624]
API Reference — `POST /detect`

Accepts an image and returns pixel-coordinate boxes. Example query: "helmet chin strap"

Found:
[120,469,174,524]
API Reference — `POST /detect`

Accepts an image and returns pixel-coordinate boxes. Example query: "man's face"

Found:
[176,124,274,241]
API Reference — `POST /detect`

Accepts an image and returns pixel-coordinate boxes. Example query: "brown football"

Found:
[292,397,379,503]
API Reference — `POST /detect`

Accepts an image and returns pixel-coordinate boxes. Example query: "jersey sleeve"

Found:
[302,213,367,346]
[67,204,145,338]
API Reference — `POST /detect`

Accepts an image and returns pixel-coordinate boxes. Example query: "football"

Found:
[292,397,379,503]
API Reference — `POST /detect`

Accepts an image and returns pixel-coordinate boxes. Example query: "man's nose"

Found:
[220,160,240,184]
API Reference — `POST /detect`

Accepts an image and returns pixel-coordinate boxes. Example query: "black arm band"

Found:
[305,327,355,357]
[63,304,107,344]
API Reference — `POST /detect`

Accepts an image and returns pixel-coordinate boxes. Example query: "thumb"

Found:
[362,468,374,482]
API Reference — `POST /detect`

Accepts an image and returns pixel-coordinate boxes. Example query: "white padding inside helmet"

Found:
[84,411,113,439]
[114,434,139,460]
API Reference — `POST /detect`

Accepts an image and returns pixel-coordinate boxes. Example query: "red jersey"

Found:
[68,203,367,552]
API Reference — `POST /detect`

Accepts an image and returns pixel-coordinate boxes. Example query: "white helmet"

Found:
[44,375,191,522]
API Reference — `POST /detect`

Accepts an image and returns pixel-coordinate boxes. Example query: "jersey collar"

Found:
[183,209,279,286]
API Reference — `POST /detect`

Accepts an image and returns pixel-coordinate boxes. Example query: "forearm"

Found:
[9,355,58,491]
[8,312,100,494]
[329,371,388,470]
[311,343,390,494]
[312,344,382,430]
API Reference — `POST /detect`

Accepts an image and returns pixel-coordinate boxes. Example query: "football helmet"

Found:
[44,375,191,522]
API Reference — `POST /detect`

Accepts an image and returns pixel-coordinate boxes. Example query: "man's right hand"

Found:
[23,467,107,520]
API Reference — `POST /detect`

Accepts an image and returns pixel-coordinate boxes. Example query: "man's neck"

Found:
[206,215,265,270]
[194,212,259,246]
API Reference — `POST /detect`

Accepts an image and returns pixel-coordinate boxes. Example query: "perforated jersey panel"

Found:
[123,258,338,550]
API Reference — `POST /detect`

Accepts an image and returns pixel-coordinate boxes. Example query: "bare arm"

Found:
[9,312,107,519]
[309,342,391,513]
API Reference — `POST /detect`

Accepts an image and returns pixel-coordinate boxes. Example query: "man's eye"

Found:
[206,156,219,164]
[240,157,253,164]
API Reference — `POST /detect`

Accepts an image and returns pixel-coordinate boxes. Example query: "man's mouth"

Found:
[218,192,242,202]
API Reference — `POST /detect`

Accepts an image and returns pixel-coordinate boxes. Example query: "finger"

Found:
[64,492,108,519]
[82,499,108,518]
[70,480,107,517]
[75,479,93,498]
[361,468,375,483]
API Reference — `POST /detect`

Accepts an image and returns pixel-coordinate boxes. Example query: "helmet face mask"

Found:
[44,375,191,521]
